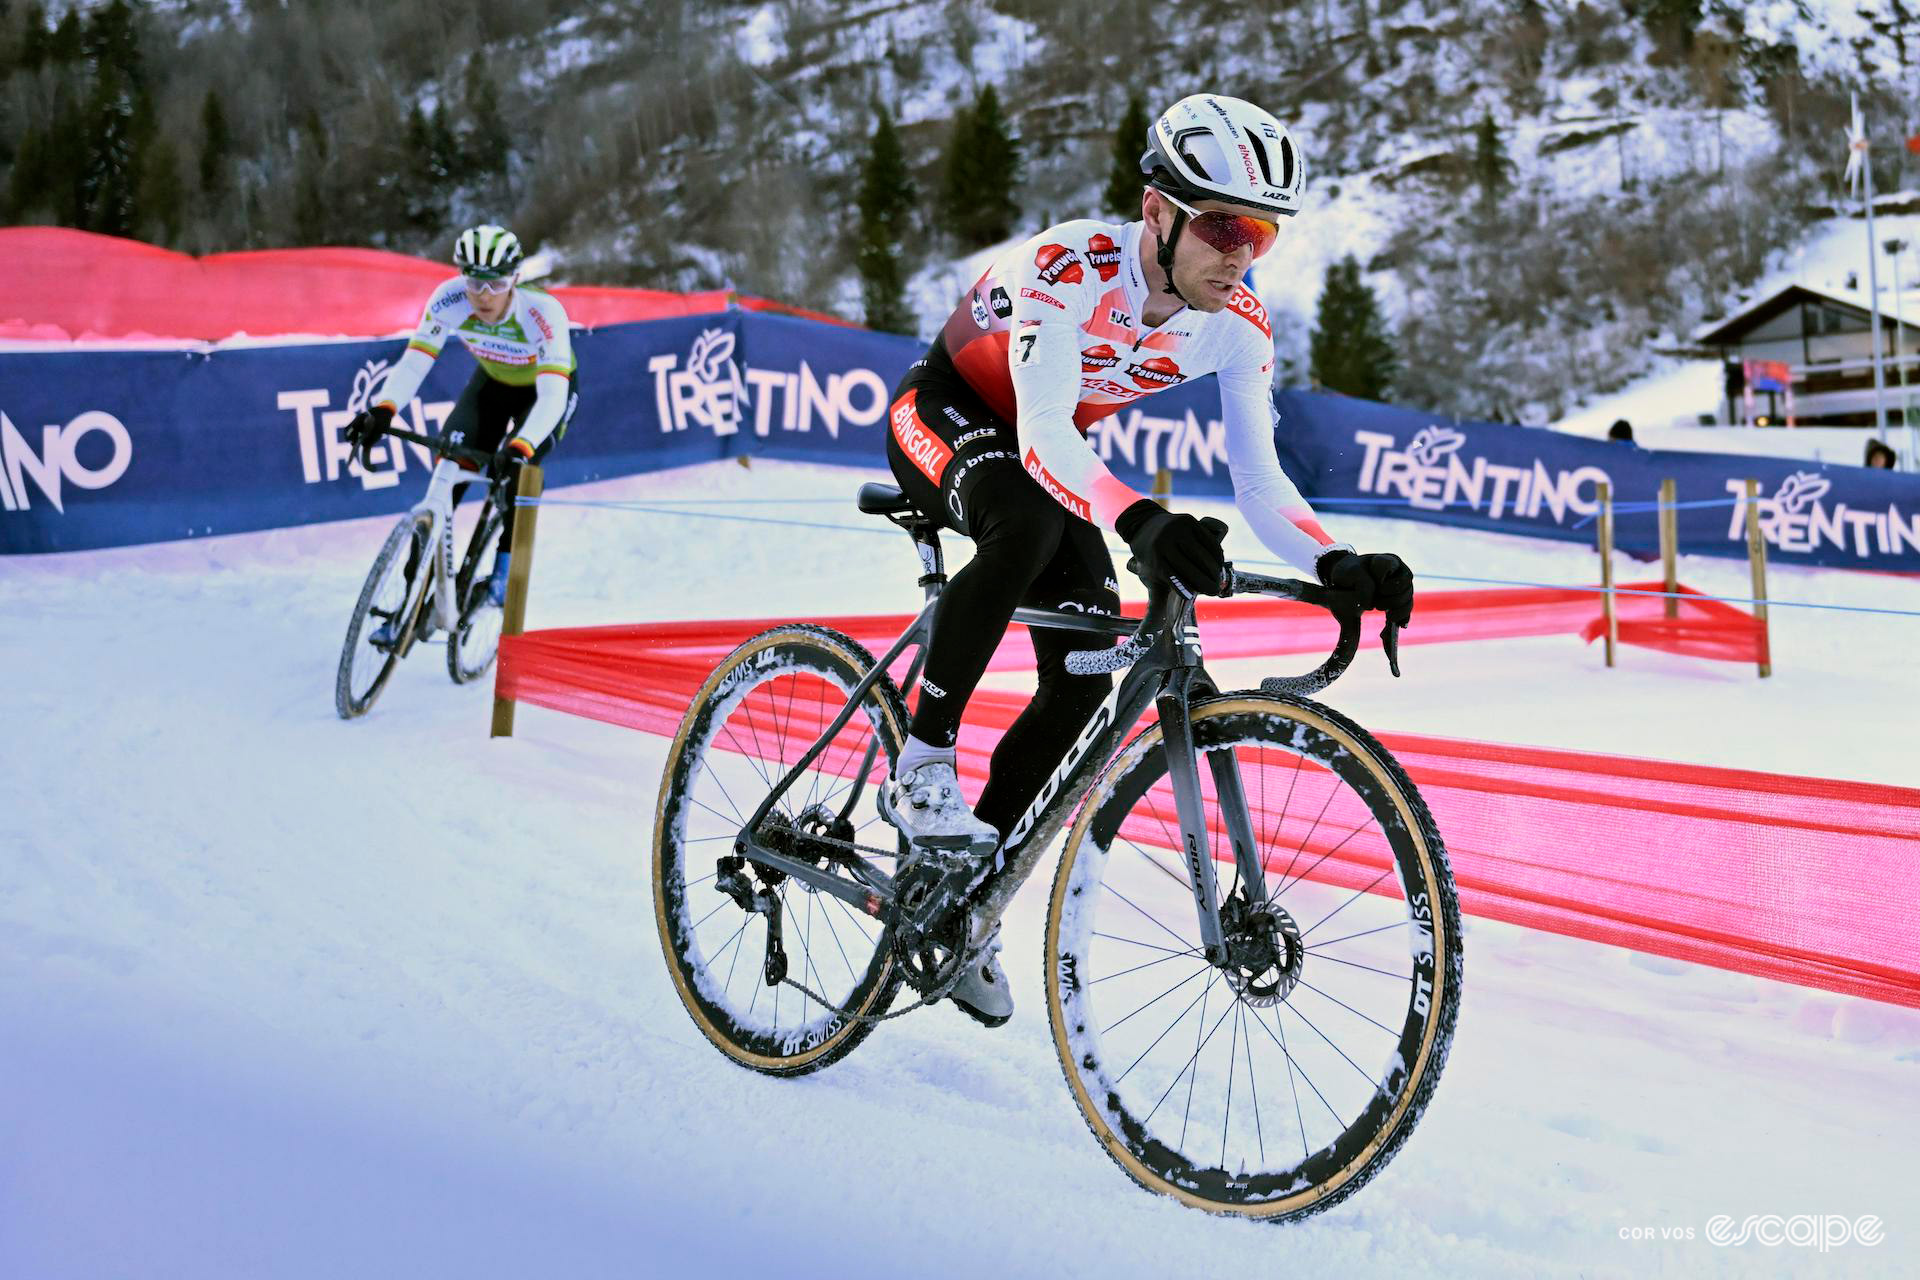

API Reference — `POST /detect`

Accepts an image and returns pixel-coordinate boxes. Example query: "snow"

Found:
[5,458,1918,1277]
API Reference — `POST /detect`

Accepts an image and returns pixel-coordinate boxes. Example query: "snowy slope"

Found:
[4,459,1918,1278]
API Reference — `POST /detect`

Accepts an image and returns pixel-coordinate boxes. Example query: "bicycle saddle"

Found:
[856,483,919,516]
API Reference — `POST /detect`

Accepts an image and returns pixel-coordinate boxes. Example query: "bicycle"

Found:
[652,481,1461,1222]
[334,423,512,720]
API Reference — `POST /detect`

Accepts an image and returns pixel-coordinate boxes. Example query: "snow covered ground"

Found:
[5,459,1918,1278]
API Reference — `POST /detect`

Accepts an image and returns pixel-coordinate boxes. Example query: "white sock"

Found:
[895,734,954,777]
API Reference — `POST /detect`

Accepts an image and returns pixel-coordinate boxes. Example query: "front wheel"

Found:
[1045,692,1461,1222]
[447,495,506,685]
[335,512,431,720]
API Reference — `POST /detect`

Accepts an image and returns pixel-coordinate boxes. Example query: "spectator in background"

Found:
[1865,439,1898,469]
[1607,418,1635,444]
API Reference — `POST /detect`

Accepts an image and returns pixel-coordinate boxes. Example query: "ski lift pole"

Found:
[1848,93,1892,446]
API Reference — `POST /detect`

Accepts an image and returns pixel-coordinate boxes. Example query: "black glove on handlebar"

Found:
[1317,548,1414,628]
[344,404,394,453]
[1117,499,1229,598]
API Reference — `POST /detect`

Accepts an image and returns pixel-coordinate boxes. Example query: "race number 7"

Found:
[1016,332,1038,365]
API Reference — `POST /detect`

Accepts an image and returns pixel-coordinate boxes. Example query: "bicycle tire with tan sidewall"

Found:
[1045,691,1462,1222]
[654,624,909,1077]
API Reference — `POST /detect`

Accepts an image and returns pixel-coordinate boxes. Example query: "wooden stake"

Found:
[1659,477,1679,620]
[1598,480,1617,668]
[491,464,544,738]
[1744,477,1771,679]
[1151,467,1172,507]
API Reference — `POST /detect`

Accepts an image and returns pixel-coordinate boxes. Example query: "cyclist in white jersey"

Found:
[346,225,579,616]
[879,95,1415,1027]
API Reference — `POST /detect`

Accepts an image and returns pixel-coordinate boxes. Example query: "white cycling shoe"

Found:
[878,761,1000,855]
[950,927,1013,1028]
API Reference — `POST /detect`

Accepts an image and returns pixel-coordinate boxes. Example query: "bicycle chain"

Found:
[742,828,986,1026]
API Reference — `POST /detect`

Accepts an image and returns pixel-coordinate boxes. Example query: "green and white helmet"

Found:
[454,224,524,279]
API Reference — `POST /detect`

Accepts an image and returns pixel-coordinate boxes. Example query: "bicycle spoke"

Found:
[1092,931,1197,957]
[1300,950,1408,981]
[1102,883,1197,954]
[1103,961,1209,1039]
[1293,978,1402,1037]
[1220,994,1243,1168]
[717,723,774,789]
[1298,866,1395,939]
[1280,998,1381,1091]
[1240,1001,1268,1165]
[1090,944,1206,985]
[1119,834,1192,894]
[1305,920,1405,951]
[1114,970,1219,1085]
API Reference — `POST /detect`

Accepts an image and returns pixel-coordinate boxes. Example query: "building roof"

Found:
[1692,281,1920,346]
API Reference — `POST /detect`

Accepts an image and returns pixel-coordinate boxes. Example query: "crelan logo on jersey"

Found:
[0,408,133,514]
[278,359,452,491]
[1354,426,1614,523]
[648,326,889,438]
[1729,470,1920,558]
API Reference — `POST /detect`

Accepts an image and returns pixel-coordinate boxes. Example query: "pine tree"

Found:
[968,83,1019,243]
[856,102,916,333]
[199,90,229,193]
[1471,111,1510,215]
[19,2,47,70]
[1103,92,1149,219]
[47,7,78,61]
[78,0,146,235]
[1309,254,1398,400]
[941,83,1020,248]
[139,135,184,243]
[464,54,509,180]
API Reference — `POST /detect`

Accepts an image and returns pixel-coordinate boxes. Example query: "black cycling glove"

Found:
[1116,499,1229,597]
[344,404,393,450]
[1317,548,1415,627]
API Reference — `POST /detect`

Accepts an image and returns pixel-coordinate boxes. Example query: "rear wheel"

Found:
[447,495,506,685]
[336,512,431,720]
[1045,692,1461,1222]
[654,625,909,1076]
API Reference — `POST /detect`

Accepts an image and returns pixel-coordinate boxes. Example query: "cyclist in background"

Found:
[879,94,1415,1026]
[346,224,578,633]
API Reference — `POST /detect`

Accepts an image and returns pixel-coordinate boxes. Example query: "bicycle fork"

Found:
[1155,670,1269,968]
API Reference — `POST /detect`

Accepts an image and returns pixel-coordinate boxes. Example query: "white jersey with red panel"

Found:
[936,217,1335,574]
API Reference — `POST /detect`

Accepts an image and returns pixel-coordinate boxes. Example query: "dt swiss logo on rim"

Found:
[1081,344,1121,373]
[889,392,953,485]
[1085,233,1122,281]
[1126,355,1184,390]
[1035,244,1084,287]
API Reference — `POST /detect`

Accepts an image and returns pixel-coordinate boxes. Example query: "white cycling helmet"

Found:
[1140,94,1305,218]
[454,224,524,279]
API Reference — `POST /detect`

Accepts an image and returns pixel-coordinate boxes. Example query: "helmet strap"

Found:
[1155,208,1191,307]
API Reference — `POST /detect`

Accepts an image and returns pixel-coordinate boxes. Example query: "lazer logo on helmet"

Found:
[0,409,133,514]
[1022,448,1091,521]
[1035,244,1085,287]
[1126,356,1185,390]
[1081,344,1121,373]
[1085,234,1123,282]
[891,394,953,485]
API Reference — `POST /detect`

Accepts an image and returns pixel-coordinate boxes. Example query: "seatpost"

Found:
[910,524,946,602]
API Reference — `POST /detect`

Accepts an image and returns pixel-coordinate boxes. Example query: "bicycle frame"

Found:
[732,522,1300,967]
[363,424,500,655]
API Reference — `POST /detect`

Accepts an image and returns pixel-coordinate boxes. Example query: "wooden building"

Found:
[1693,283,1920,426]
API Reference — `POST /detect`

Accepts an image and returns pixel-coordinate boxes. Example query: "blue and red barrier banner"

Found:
[4,307,1917,571]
